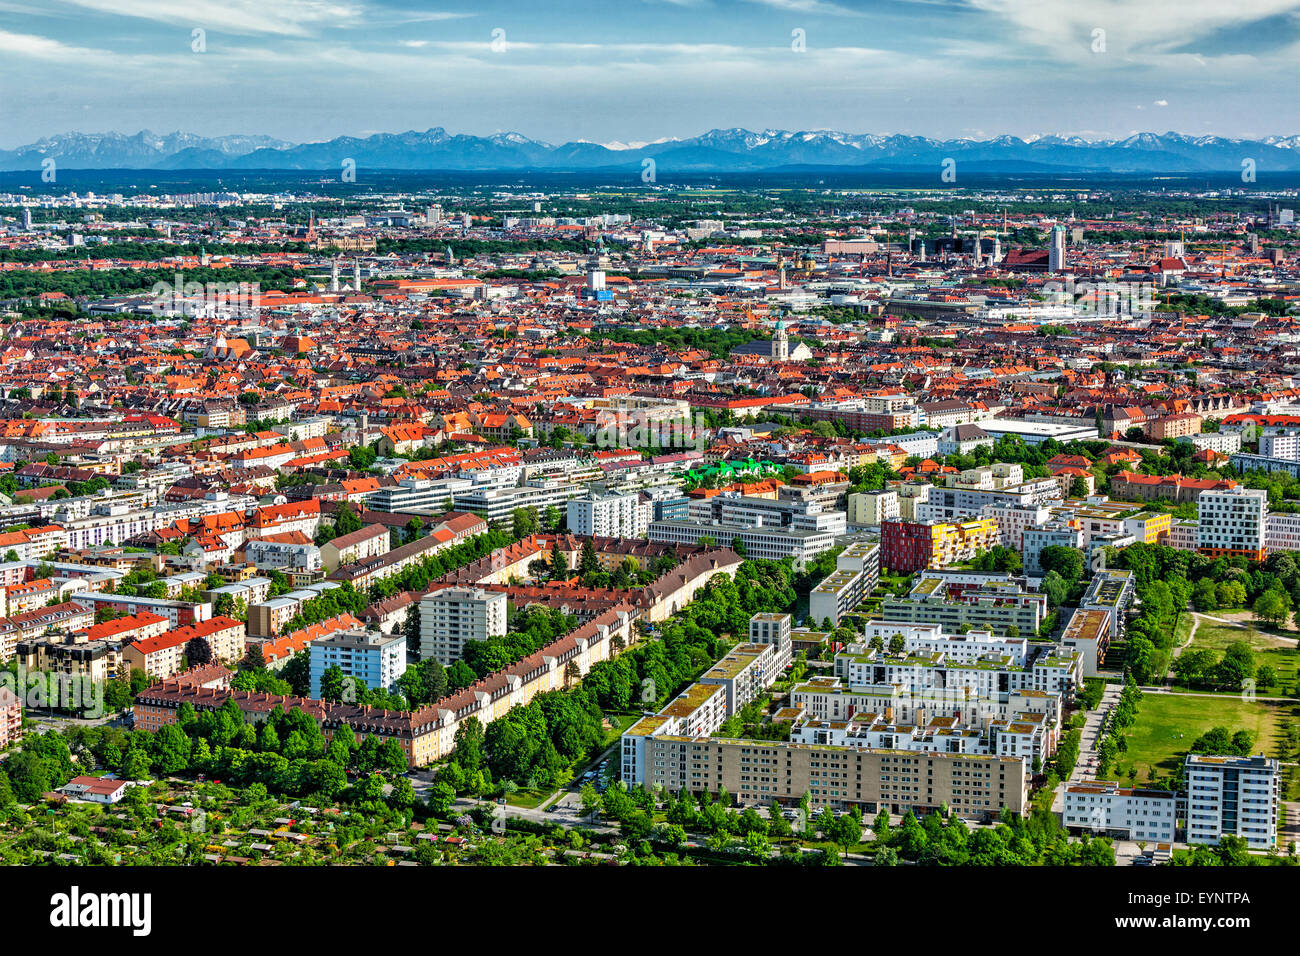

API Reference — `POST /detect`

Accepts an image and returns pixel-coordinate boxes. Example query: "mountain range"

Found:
[4,128,1300,173]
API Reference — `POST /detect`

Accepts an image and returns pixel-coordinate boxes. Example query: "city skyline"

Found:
[3,0,1300,149]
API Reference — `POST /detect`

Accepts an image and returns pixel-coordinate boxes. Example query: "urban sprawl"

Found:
[0,180,1296,868]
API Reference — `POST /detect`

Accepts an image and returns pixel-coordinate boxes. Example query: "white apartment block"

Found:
[809,540,880,626]
[1184,754,1279,849]
[1265,511,1300,554]
[620,681,729,788]
[914,478,1062,523]
[647,519,837,563]
[1180,431,1241,455]
[244,539,323,574]
[1063,783,1177,843]
[453,479,581,524]
[749,612,793,671]
[418,586,508,665]
[699,642,781,716]
[793,678,1060,730]
[566,491,649,539]
[984,503,1052,551]
[62,507,158,550]
[1196,488,1268,558]
[1259,430,1300,461]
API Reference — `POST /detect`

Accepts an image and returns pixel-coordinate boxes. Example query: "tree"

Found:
[579,537,600,576]
[332,501,363,538]
[1215,641,1255,689]
[580,782,602,821]
[830,811,863,858]
[1039,545,1085,584]
[240,644,266,671]
[1252,588,1291,628]
[427,781,456,815]
[549,541,568,581]
[185,637,213,666]
[512,507,538,539]
[319,665,347,703]
[404,517,425,543]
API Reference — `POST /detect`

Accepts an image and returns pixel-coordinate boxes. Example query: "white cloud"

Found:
[48,0,366,37]
[742,0,865,16]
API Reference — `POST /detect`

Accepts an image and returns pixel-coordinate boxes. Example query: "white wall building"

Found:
[418,586,508,665]
[1063,783,1177,843]
[1196,488,1268,558]
[566,491,649,539]
[1184,754,1279,849]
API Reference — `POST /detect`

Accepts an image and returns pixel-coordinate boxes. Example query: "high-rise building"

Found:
[1048,225,1066,273]
[418,587,508,666]
[309,628,406,698]
[1184,754,1279,849]
[1196,487,1267,560]
[566,491,647,539]
[20,208,32,231]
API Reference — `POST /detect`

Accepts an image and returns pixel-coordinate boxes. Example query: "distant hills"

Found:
[3,127,1300,173]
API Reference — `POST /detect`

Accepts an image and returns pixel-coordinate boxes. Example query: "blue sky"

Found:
[2,0,1299,147]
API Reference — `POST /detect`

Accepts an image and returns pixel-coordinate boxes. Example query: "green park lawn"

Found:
[1117,693,1292,783]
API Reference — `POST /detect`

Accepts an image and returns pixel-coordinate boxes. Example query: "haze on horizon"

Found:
[2,0,1299,149]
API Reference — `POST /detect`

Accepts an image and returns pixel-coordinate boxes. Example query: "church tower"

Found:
[772,320,789,361]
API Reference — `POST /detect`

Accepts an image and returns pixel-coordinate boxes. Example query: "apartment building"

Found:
[319,523,390,572]
[748,612,793,670]
[70,591,211,628]
[1057,609,1110,678]
[635,733,1027,817]
[691,493,846,536]
[123,616,246,680]
[648,518,837,563]
[846,489,899,527]
[791,706,1055,774]
[1259,429,1300,460]
[1184,754,1279,849]
[879,570,1045,637]
[1063,782,1177,843]
[309,628,407,698]
[1021,521,1086,575]
[247,582,340,637]
[453,479,582,524]
[1196,487,1268,560]
[808,540,880,626]
[14,631,123,684]
[566,491,649,539]
[243,539,323,575]
[878,517,999,573]
[0,601,95,661]
[983,502,1052,551]
[1180,431,1242,455]
[699,641,783,716]
[914,471,1061,523]
[836,625,1081,700]
[418,586,508,666]
[0,686,21,750]
[792,677,1060,731]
